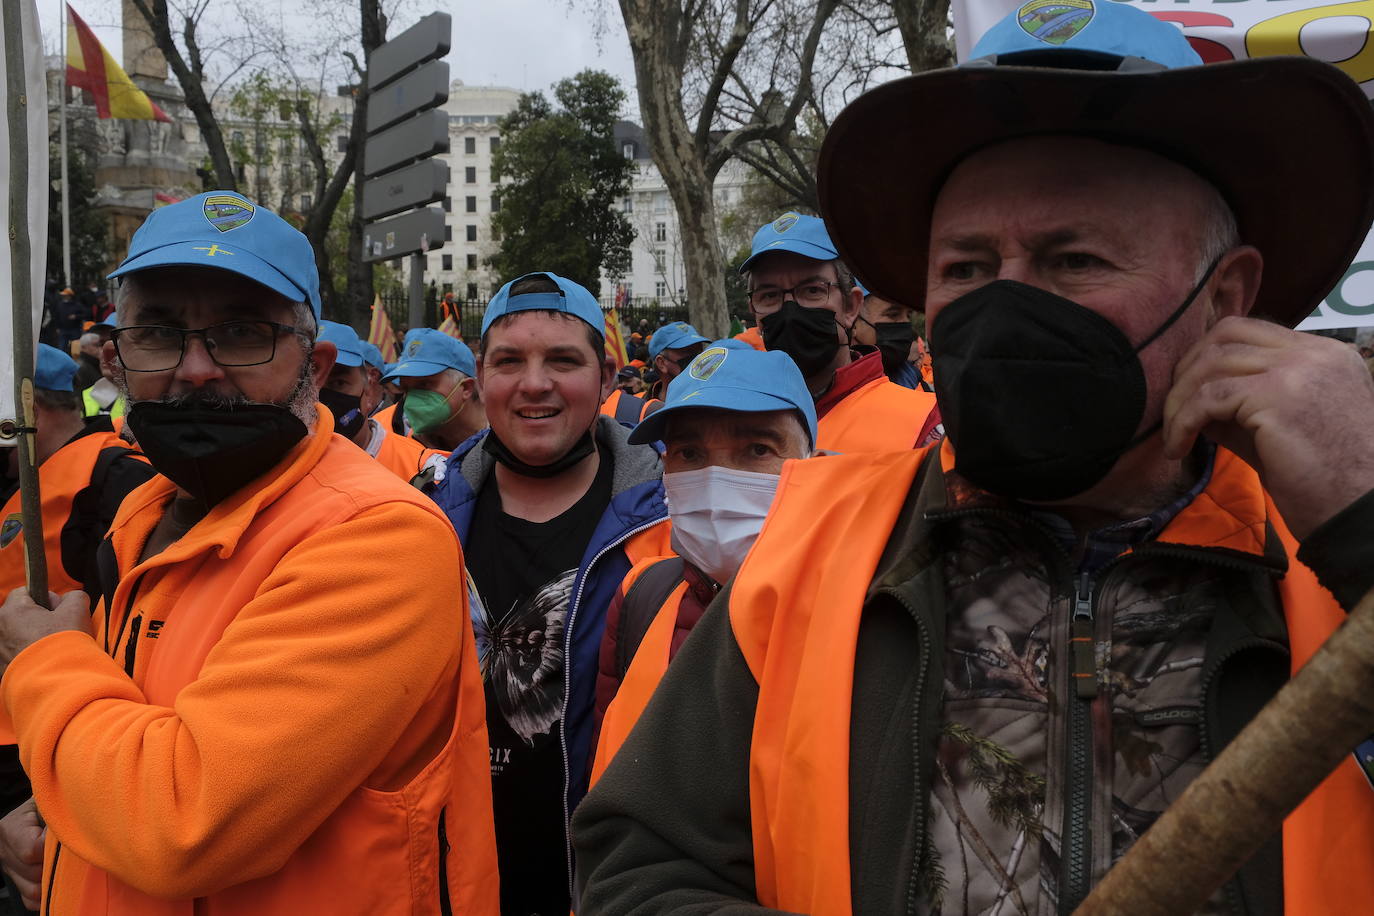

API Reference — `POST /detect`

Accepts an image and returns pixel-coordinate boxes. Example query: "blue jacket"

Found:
[431,416,668,867]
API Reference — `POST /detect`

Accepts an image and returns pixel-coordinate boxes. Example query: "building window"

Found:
[466,224,477,242]
[465,167,477,183]
[466,254,477,269]
[442,254,453,271]
[655,280,667,298]
[621,196,632,213]
[300,194,312,210]
[442,283,453,295]
[464,136,476,155]
[443,197,451,213]
[466,283,478,299]
[622,142,634,159]
[336,135,348,152]
[653,249,666,271]
[491,194,501,213]
[490,136,501,153]
[654,192,668,213]
[444,224,452,242]
[465,195,477,213]
[655,222,666,242]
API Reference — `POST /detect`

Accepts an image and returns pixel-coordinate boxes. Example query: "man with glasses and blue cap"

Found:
[574,3,1374,912]
[385,327,487,453]
[318,321,448,485]
[431,270,670,916]
[0,192,497,914]
[740,211,940,453]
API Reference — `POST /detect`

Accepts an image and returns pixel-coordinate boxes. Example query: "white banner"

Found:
[0,0,50,446]
[950,0,1374,331]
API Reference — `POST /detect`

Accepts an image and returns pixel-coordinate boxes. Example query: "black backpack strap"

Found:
[615,557,686,680]
[61,447,153,605]
[612,390,645,428]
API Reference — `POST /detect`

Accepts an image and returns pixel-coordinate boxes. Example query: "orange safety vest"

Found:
[600,389,653,425]
[815,377,936,453]
[6,415,498,915]
[373,402,403,435]
[0,428,137,597]
[728,444,1374,915]
[733,326,765,351]
[370,423,448,482]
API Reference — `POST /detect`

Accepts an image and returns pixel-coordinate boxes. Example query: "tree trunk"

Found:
[620,0,730,338]
[894,0,956,73]
[342,0,386,330]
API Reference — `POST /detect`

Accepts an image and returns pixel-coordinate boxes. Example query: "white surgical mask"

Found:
[663,466,781,585]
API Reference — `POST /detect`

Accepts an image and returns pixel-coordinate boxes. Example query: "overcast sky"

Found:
[39,0,641,112]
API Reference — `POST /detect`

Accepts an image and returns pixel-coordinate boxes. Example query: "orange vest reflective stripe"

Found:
[815,377,936,453]
[728,444,1374,914]
[589,576,690,786]
[0,429,132,597]
[32,418,498,915]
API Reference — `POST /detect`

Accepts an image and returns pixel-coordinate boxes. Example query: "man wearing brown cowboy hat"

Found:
[573,2,1374,913]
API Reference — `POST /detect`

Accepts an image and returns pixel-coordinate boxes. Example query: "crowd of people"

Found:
[2,2,1374,913]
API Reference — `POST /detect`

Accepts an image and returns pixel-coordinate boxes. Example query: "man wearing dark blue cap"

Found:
[573,4,1374,913]
[0,192,498,913]
[317,321,448,484]
[385,328,487,452]
[740,211,940,453]
[431,270,670,916]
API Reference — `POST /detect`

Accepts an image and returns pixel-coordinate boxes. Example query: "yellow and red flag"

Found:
[437,314,464,341]
[367,295,399,362]
[603,307,629,369]
[66,5,172,123]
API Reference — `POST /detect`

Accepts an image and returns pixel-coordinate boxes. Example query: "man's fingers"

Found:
[8,867,40,909]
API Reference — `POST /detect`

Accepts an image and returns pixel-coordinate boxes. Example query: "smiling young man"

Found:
[742,212,939,452]
[430,271,670,916]
[0,192,496,914]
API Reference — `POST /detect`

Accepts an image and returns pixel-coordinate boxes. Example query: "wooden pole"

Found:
[1078,587,1374,914]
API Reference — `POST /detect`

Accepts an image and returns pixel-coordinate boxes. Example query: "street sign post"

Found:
[362,11,452,331]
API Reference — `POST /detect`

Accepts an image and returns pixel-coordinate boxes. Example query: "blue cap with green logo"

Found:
[739,212,838,273]
[108,191,322,317]
[481,271,603,337]
[35,343,78,392]
[384,328,476,380]
[648,321,710,359]
[969,0,1201,68]
[628,346,818,448]
[318,320,364,368]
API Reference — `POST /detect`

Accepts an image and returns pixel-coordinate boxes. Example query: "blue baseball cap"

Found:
[970,0,1201,68]
[739,212,838,273]
[92,309,119,330]
[481,272,603,338]
[318,320,364,368]
[648,321,710,359]
[359,342,385,371]
[384,328,476,380]
[817,0,1374,329]
[35,344,77,392]
[108,191,322,318]
[628,346,818,448]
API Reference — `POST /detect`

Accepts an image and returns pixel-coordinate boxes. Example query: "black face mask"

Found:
[761,300,842,378]
[865,318,916,377]
[126,402,309,508]
[317,387,367,440]
[482,427,596,479]
[931,262,1217,502]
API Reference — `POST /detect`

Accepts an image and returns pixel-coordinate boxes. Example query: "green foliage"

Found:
[47,142,108,287]
[487,70,635,296]
[225,71,342,216]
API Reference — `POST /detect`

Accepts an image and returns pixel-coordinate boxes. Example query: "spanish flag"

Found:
[66,5,172,122]
[367,295,399,362]
[437,315,464,342]
[603,307,629,369]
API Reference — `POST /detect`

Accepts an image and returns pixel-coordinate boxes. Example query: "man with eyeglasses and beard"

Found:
[0,192,497,915]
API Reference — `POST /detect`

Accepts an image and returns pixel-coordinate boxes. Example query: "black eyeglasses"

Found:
[748,280,842,310]
[112,320,305,372]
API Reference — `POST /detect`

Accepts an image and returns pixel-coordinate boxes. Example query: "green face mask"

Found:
[403,383,464,434]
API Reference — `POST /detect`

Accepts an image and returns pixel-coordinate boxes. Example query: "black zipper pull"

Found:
[1071,572,1097,699]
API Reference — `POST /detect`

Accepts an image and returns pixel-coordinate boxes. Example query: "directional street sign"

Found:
[366,60,449,134]
[363,108,448,177]
[362,159,449,221]
[362,206,446,263]
[368,12,452,91]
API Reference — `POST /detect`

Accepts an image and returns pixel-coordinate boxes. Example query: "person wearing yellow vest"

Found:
[590,346,817,784]
[573,6,1374,913]
[740,212,940,453]
[385,328,487,452]
[0,191,497,914]
[316,320,447,487]
[77,314,127,423]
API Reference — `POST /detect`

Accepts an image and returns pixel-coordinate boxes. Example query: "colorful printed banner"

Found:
[1,0,50,448]
[66,4,172,122]
[950,0,1374,330]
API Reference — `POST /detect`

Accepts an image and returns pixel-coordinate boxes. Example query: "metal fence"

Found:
[375,292,691,341]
